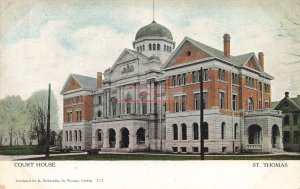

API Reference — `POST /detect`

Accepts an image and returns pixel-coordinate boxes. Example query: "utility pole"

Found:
[46,84,51,159]
[200,67,205,160]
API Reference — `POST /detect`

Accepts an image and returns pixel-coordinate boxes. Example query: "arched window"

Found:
[111,98,117,116]
[157,44,160,50]
[126,93,132,114]
[234,123,238,140]
[173,124,178,140]
[137,47,139,52]
[221,122,226,139]
[140,93,147,114]
[140,45,142,52]
[284,115,290,125]
[193,123,199,140]
[98,110,102,117]
[142,44,145,51]
[79,130,82,141]
[181,124,187,140]
[153,44,156,50]
[248,98,254,111]
[169,46,172,52]
[75,130,78,141]
[164,45,166,51]
[97,129,102,141]
[203,122,209,139]
[65,131,68,142]
[69,131,72,141]
[149,44,152,50]
[137,128,145,144]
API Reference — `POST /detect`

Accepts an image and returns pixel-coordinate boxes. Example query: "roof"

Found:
[135,21,173,40]
[71,74,97,90]
[164,37,274,79]
[60,74,97,94]
[274,95,300,111]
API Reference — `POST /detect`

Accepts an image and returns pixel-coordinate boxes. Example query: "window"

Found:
[97,129,102,141]
[221,122,226,139]
[194,93,200,110]
[232,73,238,85]
[153,44,156,50]
[149,44,152,50]
[181,147,187,152]
[259,100,262,109]
[141,95,147,114]
[173,124,178,140]
[232,94,237,111]
[137,128,145,144]
[193,123,199,140]
[174,96,180,112]
[248,98,254,111]
[181,124,187,140]
[259,82,262,91]
[111,98,117,116]
[137,47,140,52]
[187,51,192,56]
[283,131,290,143]
[76,110,81,122]
[192,147,199,152]
[264,84,270,93]
[182,74,186,85]
[177,75,181,86]
[234,123,238,140]
[75,130,78,141]
[142,45,145,51]
[164,45,166,51]
[172,76,176,86]
[69,131,72,141]
[284,115,290,125]
[181,95,186,112]
[203,69,209,81]
[172,147,178,152]
[97,110,102,117]
[79,130,82,141]
[293,115,298,125]
[98,95,102,105]
[157,44,160,50]
[126,94,132,114]
[192,71,198,83]
[203,122,209,139]
[265,101,269,108]
[218,69,226,81]
[65,131,68,142]
[219,92,225,109]
[294,131,299,143]
[67,111,72,122]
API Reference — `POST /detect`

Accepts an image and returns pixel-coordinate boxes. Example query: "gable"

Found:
[275,98,300,113]
[65,78,81,92]
[166,41,211,68]
[245,57,260,71]
[118,51,136,63]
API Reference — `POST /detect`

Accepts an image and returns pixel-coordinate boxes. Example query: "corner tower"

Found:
[132,20,176,62]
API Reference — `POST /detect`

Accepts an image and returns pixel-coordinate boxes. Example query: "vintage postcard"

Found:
[0,0,299,188]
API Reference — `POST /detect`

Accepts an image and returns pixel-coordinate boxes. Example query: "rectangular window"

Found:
[174,96,180,112]
[192,147,199,153]
[76,110,81,122]
[181,95,186,112]
[67,112,72,122]
[232,94,237,111]
[194,93,200,110]
[182,74,186,85]
[192,71,198,83]
[172,76,176,86]
[294,131,299,143]
[283,131,290,143]
[203,69,209,81]
[232,73,238,85]
[218,69,226,81]
[172,147,178,153]
[259,82,262,91]
[219,92,225,109]
[177,75,181,86]
[293,115,298,125]
[181,147,187,153]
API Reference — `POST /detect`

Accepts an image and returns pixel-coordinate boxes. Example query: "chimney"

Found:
[97,72,103,89]
[223,33,231,58]
[258,52,264,70]
[285,92,289,98]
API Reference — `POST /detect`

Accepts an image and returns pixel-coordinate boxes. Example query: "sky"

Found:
[0,0,299,127]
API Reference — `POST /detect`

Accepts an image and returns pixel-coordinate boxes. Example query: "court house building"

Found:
[61,19,284,154]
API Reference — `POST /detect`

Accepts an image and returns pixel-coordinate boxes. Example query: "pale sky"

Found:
[0,0,299,127]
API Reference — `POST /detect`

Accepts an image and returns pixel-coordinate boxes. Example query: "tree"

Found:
[0,96,28,146]
[26,90,59,146]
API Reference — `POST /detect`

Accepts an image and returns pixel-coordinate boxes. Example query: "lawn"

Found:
[25,153,300,160]
[0,145,40,155]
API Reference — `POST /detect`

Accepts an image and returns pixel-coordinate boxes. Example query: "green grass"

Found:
[25,154,300,160]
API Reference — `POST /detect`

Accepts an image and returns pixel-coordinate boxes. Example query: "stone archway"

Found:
[120,128,130,148]
[108,129,116,148]
[272,125,280,149]
[248,125,262,144]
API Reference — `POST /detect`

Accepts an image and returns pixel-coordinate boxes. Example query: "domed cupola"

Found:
[132,20,176,63]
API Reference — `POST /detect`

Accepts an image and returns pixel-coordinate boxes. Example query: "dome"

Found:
[135,21,173,40]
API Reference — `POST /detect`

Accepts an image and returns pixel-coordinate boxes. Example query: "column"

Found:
[103,92,107,117]
[129,132,137,149]
[117,87,121,116]
[106,92,110,117]
[102,130,109,149]
[147,81,151,114]
[150,81,155,114]
[120,86,124,116]
[115,131,121,149]
[136,83,140,115]
[132,83,136,114]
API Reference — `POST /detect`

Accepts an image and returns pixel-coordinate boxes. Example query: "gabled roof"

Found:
[274,97,300,112]
[60,73,97,94]
[163,36,273,79]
